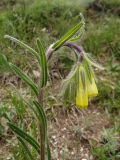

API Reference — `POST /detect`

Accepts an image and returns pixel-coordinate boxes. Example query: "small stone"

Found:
[80,147,84,152]
[71,151,74,155]
[52,135,56,139]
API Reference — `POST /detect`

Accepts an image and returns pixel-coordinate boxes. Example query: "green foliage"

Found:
[4,35,41,64]
[2,11,87,159]
[0,54,10,73]
[33,101,47,138]
[53,19,84,50]
[9,63,39,96]
[84,16,120,59]
[37,39,48,87]
[11,91,26,120]
[8,122,40,153]
[17,137,35,160]
[0,0,120,159]
[91,128,120,160]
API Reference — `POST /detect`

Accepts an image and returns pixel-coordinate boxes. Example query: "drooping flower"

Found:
[76,88,88,108]
[75,64,88,109]
[60,55,100,109]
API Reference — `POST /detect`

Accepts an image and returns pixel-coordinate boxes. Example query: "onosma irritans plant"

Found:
[1,14,103,160]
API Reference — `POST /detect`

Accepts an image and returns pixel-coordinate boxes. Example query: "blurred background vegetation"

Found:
[0,0,120,159]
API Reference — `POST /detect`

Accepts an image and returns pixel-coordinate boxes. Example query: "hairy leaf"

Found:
[9,63,38,96]
[53,22,84,50]
[37,39,48,87]
[4,35,41,66]
[33,101,51,160]
[33,101,47,138]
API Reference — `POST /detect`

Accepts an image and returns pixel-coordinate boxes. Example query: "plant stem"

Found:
[63,42,84,62]
[46,42,84,62]
[63,42,84,54]
[38,89,45,160]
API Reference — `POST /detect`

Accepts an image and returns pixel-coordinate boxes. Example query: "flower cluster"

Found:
[75,62,98,109]
[61,53,102,109]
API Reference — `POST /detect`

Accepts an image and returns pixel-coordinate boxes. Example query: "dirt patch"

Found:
[48,106,110,160]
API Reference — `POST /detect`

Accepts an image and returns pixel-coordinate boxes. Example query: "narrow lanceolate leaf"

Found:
[33,101,51,160]
[70,34,82,42]
[4,35,41,66]
[8,122,40,153]
[9,63,38,96]
[4,35,38,58]
[37,39,48,87]
[53,22,84,50]
[17,137,35,160]
[70,30,84,42]
[33,101,47,137]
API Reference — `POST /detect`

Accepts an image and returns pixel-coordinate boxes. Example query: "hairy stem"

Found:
[46,42,84,62]
[63,42,84,62]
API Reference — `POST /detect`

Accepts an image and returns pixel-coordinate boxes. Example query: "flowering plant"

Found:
[2,14,103,160]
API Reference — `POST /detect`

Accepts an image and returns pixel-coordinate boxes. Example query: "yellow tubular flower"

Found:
[76,65,88,109]
[76,89,88,109]
[87,77,98,97]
